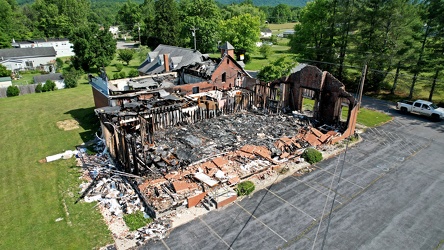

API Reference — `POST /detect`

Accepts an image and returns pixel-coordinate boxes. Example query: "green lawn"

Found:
[268,22,298,33]
[303,99,392,127]
[0,84,112,249]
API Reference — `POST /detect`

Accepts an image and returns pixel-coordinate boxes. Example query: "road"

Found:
[141,98,444,250]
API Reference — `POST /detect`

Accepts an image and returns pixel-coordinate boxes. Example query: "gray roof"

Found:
[138,44,203,75]
[0,47,57,59]
[0,77,12,82]
[219,42,235,50]
[33,73,64,84]
[261,28,272,33]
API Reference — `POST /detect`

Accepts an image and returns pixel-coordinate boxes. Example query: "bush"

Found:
[302,148,323,164]
[35,83,43,93]
[56,58,64,72]
[113,72,120,80]
[123,211,153,231]
[236,181,255,196]
[115,63,124,72]
[6,85,20,97]
[119,71,126,79]
[64,78,77,88]
[128,69,139,77]
[42,80,56,92]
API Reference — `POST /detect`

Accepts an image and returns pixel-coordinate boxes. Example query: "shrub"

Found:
[302,148,323,164]
[113,72,120,80]
[63,67,83,88]
[64,78,77,88]
[236,181,255,196]
[115,63,124,72]
[35,83,43,93]
[6,85,20,97]
[119,71,126,79]
[43,80,56,92]
[123,211,153,231]
[56,58,64,72]
[128,69,139,77]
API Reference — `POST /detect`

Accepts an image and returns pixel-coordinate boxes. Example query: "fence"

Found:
[0,84,39,98]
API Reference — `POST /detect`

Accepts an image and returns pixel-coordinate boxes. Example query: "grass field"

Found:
[0,84,112,249]
[303,99,392,127]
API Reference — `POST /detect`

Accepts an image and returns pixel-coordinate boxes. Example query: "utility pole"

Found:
[137,22,141,44]
[357,63,367,110]
[190,26,199,50]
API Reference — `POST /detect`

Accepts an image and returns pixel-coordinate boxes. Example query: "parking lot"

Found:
[141,100,444,250]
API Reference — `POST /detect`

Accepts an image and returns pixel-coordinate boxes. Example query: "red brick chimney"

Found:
[163,54,170,72]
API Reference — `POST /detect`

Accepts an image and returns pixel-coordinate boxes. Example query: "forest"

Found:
[1,0,444,101]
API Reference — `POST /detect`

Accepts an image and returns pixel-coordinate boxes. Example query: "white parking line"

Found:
[289,175,343,205]
[312,166,365,189]
[235,202,288,243]
[161,239,171,250]
[198,217,234,250]
[264,187,318,220]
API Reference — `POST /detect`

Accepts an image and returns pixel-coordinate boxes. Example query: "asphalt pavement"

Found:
[140,97,444,250]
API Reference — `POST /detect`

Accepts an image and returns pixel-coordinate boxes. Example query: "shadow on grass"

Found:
[65,107,100,143]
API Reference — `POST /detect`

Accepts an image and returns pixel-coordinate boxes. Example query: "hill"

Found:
[17,0,307,7]
[216,0,308,7]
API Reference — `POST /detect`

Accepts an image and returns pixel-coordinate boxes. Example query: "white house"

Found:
[0,77,12,88]
[12,38,74,57]
[0,47,57,72]
[260,28,272,38]
[33,73,65,89]
[109,26,119,39]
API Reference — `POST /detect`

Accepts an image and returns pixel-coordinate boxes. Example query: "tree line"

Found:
[290,0,444,101]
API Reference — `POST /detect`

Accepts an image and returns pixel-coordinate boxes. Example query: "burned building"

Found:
[85,62,359,221]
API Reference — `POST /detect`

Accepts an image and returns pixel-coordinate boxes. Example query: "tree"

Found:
[259,44,273,59]
[6,85,19,97]
[139,0,155,46]
[222,2,266,25]
[64,67,83,88]
[116,0,141,39]
[149,0,181,48]
[257,57,297,82]
[289,0,333,69]
[0,64,11,77]
[219,13,261,53]
[117,49,135,65]
[32,0,90,37]
[178,0,221,53]
[271,4,292,24]
[70,24,117,72]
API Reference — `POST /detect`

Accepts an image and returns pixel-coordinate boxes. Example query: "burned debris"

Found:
[78,64,359,244]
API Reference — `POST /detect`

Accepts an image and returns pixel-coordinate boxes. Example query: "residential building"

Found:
[0,47,57,72]
[12,38,74,57]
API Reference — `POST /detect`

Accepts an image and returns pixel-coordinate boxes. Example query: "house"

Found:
[33,73,65,89]
[0,77,12,88]
[109,26,119,39]
[138,44,205,75]
[0,47,57,72]
[12,38,74,57]
[260,28,272,38]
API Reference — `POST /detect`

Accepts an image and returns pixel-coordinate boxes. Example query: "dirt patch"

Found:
[57,119,80,131]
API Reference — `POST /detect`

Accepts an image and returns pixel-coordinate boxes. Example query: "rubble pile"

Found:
[133,219,172,244]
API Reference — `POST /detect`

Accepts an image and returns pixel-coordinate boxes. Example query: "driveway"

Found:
[140,97,444,250]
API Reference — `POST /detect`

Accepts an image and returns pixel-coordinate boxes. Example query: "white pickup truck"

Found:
[396,99,444,121]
